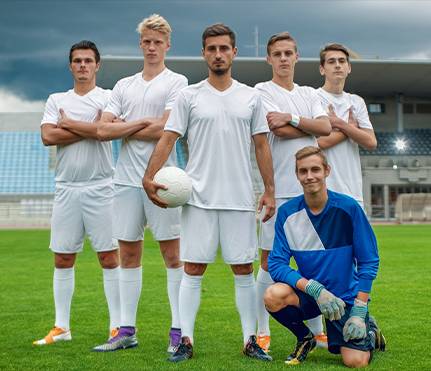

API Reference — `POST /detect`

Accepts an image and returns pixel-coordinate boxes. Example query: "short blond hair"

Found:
[295,146,329,172]
[136,14,172,38]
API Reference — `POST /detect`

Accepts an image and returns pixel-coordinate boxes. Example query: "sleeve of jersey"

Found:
[310,89,328,119]
[104,82,123,117]
[251,94,270,135]
[164,91,189,137]
[165,76,188,110]
[354,96,373,130]
[351,204,380,293]
[41,95,59,126]
[268,209,303,287]
[256,87,281,113]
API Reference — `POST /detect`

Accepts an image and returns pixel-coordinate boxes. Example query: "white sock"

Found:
[167,266,183,329]
[234,273,257,344]
[179,273,202,344]
[53,267,75,331]
[103,267,121,330]
[120,267,142,327]
[256,267,273,336]
[307,315,324,335]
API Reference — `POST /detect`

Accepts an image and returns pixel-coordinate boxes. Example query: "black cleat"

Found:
[168,337,193,362]
[243,335,272,361]
[285,332,316,365]
[369,316,386,352]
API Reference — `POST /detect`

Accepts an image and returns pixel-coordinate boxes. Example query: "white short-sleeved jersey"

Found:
[105,69,188,187]
[317,88,373,202]
[165,79,269,211]
[41,87,113,184]
[255,81,327,198]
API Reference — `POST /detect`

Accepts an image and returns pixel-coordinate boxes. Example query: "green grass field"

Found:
[1,225,430,370]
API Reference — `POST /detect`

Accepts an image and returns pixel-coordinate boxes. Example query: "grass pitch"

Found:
[0,225,430,370]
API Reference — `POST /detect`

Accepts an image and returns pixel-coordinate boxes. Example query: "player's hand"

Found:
[342,299,368,342]
[58,109,74,129]
[142,176,169,208]
[327,105,344,131]
[258,190,275,223]
[347,108,359,128]
[305,279,346,321]
[267,112,291,130]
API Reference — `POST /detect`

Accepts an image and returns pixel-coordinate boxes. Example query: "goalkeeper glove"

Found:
[305,279,346,321]
[342,298,368,342]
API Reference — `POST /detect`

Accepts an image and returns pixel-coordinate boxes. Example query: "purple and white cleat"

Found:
[92,326,138,352]
[167,328,181,354]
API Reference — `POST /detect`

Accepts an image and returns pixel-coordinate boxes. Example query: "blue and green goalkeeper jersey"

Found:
[268,190,379,305]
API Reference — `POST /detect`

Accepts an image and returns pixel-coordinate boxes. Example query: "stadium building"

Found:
[1,56,431,226]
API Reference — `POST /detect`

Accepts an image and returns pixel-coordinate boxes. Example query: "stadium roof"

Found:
[98,56,431,99]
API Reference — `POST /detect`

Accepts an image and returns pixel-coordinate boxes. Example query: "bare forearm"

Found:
[63,121,98,139]
[98,118,149,141]
[41,126,82,146]
[272,126,308,139]
[128,120,165,140]
[144,131,179,180]
[317,131,347,149]
[298,116,331,137]
[254,134,275,193]
[340,126,377,150]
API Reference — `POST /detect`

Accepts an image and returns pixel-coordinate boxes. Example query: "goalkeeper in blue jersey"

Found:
[265,146,385,367]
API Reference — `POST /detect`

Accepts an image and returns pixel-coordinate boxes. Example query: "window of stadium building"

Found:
[389,185,431,218]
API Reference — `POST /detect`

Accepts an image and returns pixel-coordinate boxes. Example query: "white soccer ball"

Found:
[154,166,192,208]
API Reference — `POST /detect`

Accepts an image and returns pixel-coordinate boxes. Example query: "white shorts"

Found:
[180,205,257,264]
[113,184,180,242]
[259,198,292,251]
[50,180,116,253]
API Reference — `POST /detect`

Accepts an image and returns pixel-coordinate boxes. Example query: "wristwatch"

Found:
[290,114,300,127]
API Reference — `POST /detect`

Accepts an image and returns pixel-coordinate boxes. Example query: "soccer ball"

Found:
[154,166,192,208]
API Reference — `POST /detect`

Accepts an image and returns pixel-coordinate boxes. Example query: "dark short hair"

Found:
[266,32,297,55]
[69,40,100,63]
[320,43,350,66]
[202,23,236,48]
[295,146,329,172]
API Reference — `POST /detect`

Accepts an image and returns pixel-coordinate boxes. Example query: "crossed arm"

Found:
[318,108,377,150]
[266,111,331,139]
[40,109,100,146]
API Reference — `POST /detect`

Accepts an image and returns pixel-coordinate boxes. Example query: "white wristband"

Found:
[290,114,300,127]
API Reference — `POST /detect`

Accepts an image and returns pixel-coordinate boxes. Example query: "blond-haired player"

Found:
[94,14,188,352]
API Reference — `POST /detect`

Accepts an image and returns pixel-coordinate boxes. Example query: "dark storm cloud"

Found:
[1,0,431,101]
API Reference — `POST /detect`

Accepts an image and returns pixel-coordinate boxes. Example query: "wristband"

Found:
[350,298,368,320]
[290,114,300,127]
[305,279,324,300]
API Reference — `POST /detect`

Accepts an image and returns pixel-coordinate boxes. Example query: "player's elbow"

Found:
[362,137,377,151]
[41,132,54,146]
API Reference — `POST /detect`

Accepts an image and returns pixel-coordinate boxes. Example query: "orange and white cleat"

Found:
[33,326,72,345]
[314,332,328,349]
[256,335,271,353]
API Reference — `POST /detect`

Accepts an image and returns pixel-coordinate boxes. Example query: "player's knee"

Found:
[184,262,207,276]
[264,283,294,312]
[98,250,119,269]
[231,263,253,275]
[54,253,75,268]
[342,351,370,368]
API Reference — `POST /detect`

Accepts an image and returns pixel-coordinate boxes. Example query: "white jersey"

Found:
[317,88,373,202]
[255,81,327,198]
[105,68,188,187]
[165,79,269,211]
[41,87,113,184]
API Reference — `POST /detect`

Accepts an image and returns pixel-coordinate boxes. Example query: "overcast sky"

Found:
[1,0,431,111]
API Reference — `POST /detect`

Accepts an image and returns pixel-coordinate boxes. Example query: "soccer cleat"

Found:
[168,337,193,362]
[243,335,272,361]
[109,327,119,340]
[314,332,328,349]
[369,316,386,352]
[285,332,316,365]
[256,335,271,353]
[167,327,182,354]
[33,326,72,345]
[92,327,138,352]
